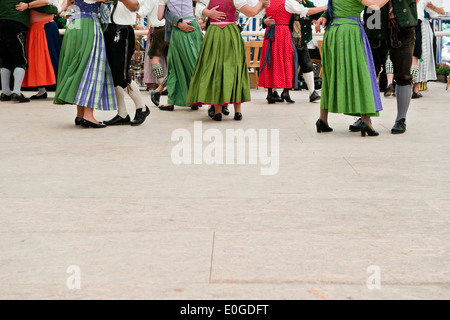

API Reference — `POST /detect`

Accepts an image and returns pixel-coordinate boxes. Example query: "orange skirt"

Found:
[22,19,56,87]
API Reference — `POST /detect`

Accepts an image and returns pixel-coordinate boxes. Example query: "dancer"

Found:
[258,0,327,104]
[54,0,117,128]
[315,0,390,137]
[16,0,62,100]
[139,0,169,106]
[157,0,204,112]
[0,0,33,103]
[103,0,151,126]
[263,0,325,103]
[340,0,418,134]
[187,0,269,121]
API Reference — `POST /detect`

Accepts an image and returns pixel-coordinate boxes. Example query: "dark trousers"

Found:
[369,26,415,87]
[104,24,135,88]
[297,43,314,74]
[0,20,28,70]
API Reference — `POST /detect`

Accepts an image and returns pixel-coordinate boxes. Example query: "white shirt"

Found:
[195,0,309,19]
[138,0,165,27]
[108,0,146,25]
[417,0,444,20]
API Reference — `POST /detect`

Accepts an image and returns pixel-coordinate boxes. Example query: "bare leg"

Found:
[82,107,99,124]
[215,105,222,114]
[77,105,84,118]
[319,108,329,124]
[361,114,375,130]
[234,103,241,114]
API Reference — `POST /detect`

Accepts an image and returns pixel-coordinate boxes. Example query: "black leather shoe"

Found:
[30,92,48,100]
[161,89,168,96]
[103,114,131,126]
[316,119,333,133]
[80,119,107,128]
[391,118,406,134]
[1,93,12,101]
[159,104,174,111]
[208,106,215,117]
[272,91,283,102]
[360,122,379,136]
[349,118,363,132]
[212,113,222,121]
[234,112,242,121]
[222,105,230,115]
[266,95,276,104]
[412,91,422,99]
[384,84,395,97]
[281,92,295,103]
[11,93,30,103]
[131,106,150,126]
[151,91,161,106]
[75,117,83,126]
[191,105,199,110]
[309,90,321,102]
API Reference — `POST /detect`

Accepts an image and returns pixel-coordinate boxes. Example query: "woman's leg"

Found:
[76,105,84,118]
[82,107,99,124]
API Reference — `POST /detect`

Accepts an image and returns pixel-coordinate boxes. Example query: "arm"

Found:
[239,0,269,18]
[361,0,390,10]
[119,0,140,12]
[16,0,50,11]
[157,4,165,21]
[427,1,446,15]
[285,0,327,17]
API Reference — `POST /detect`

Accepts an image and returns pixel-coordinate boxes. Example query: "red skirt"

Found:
[258,25,295,89]
[22,19,56,87]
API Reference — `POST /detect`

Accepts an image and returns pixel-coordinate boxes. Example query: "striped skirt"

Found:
[417,19,437,83]
[54,14,116,110]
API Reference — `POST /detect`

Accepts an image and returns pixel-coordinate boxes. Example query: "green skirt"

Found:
[320,20,379,117]
[166,21,203,107]
[187,24,251,106]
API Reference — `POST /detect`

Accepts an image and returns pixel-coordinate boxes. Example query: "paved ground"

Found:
[0,82,449,300]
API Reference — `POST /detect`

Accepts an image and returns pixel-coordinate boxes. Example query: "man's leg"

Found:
[298,44,319,102]
[390,27,415,134]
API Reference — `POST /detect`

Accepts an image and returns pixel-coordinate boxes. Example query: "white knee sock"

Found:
[1,68,12,95]
[115,86,128,118]
[13,68,26,95]
[303,71,315,95]
[127,80,145,110]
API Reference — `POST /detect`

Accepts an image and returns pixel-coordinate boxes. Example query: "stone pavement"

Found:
[0,82,449,300]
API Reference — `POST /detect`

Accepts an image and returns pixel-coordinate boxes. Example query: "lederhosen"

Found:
[0,20,28,70]
[104,4,135,88]
[149,26,169,59]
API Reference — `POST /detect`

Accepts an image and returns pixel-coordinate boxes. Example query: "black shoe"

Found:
[1,93,12,101]
[266,96,276,104]
[30,92,48,100]
[309,90,321,102]
[360,122,379,137]
[151,91,161,106]
[412,91,422,99]
[80,119,107,128]
[212,113,222,121]
[349,118,363,132]
[234,112,242,121]
[272,91,283,102]
[75,117,83,126]
[131,106,150,126]
[208,106,215,117]
[159,104,174,111]
[391,118,406,134]
[222,105,230,115]
[191,105,199,110]
[281,92,295,103]
[316,119,333,133]
[384,84,395,97]
[161,89,168,96]
[103,114,131,126]
[11,93,30,103]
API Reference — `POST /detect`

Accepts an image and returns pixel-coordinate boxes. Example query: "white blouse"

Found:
[195,0,309,19]
[138,0,165,27]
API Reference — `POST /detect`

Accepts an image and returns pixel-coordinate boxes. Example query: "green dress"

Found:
[320,0,379,117]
